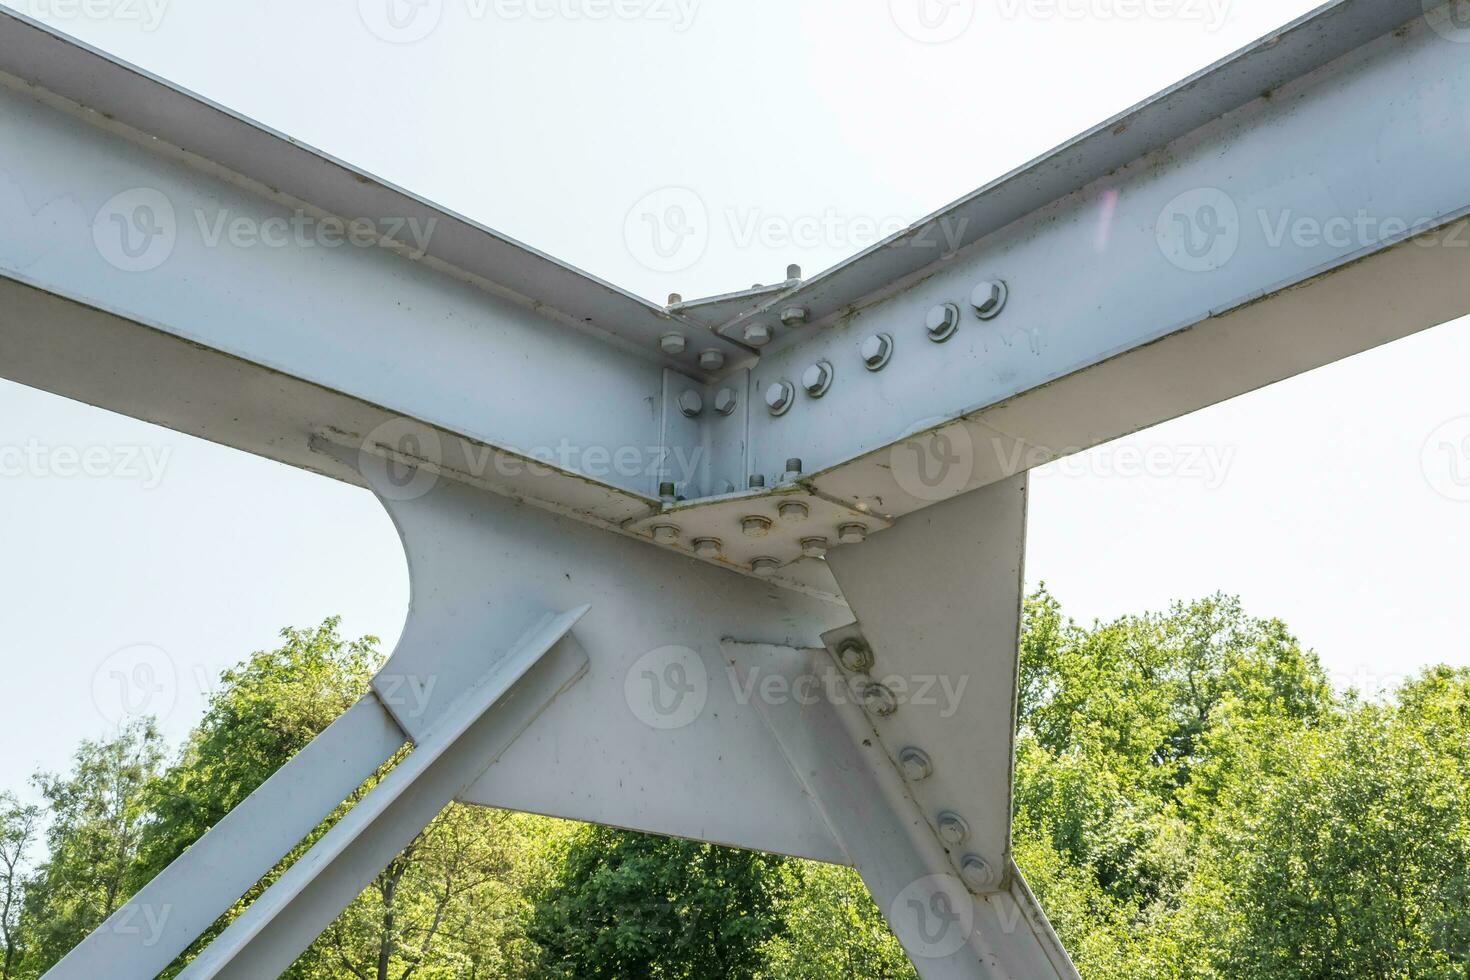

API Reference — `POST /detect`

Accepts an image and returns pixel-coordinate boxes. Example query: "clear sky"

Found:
[4,0,1468,802]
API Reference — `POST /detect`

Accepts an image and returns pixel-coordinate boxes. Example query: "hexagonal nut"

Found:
[764,381,795,416]
[751,557,781,578]
[780,306,809,328]
[659,332,688,356]
[744,322,774,347]
[677,390,704,418]
[837,523,869,545]
[698,349,727,372]
[959,855,998,893]
[899,747,934,782]
[800,536,829,559]
[971,279,1008,319]
[714,387,739,416]
[862,682,899,717]
[861,333,894,371]
[693,537,723,559]
[925,303,961,343]
[741,516,773,538]
[801,360,834,398]
[651,524,680,545]
[837,639,874,674]
[778,501,809,524]
[937,812,971,847]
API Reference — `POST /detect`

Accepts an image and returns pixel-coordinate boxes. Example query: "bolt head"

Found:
[751,557,780,577]
[837,523,869,545]
[837,639,875,674]
[780,306,809,328]
[744,323,773,347]
[748,474,767,489]
[693,537,723,559]
[959,855,998,893]
[801,361,833,398]
[861,333,894,371]
[651,524,680,545]
[862,682,898,717]
[971,279,1008,319]
[779,501,809,524]
[899,747,934,781]
[926,303,961,343]
[698,349,727,372]
[677,390,704,418]
[742,516,773,538]
[937,812,971,847]
[786,263,802,281]
[714,388,739,416]
[659,332,688,356]
[765,381,795,416]
[800,536,829,559]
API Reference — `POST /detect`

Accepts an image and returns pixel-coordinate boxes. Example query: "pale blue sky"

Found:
[4,0,1469,801]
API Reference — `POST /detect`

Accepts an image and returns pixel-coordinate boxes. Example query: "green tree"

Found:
[758,861,915,980]
[0,792,39,980]
[530,826,794,979]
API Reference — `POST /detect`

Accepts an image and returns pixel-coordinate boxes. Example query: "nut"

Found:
[742,516,773,538]
[677,390,704,418]
[781,306,809,328]
[800,536,829,559]
[837,639,874,673]
[937,812,971,847]
[971,279,1008,319]
[751,557,781,577]
[659,332,688,355]
[714,388,739,416]
[801,360,834,398]
[959,855,997,893]
[862,682,898,717]
[698,349,727,372]
[658,482,677,502]
[925,303,961,343]
[837,523,869,545]
[693,537,723,559]
[779,501,809,523]
[651,524,680,545]
[861,333,894,371]
[765,381,795,416]
[744,323,773,347]
[748,474,767,489]
[899,747,934,782]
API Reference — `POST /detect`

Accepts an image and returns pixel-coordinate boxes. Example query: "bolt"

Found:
[742,515,773,538]
[971,279,1008,320]
[838,523,869,545]
[899,747,934,782]
[693,537,723,559]
[678,390,704,418]
[744,323,773,347]
[752,557,781,577]
[785,457,804,475]
[667,292,683,306]
[937,812,971,847]
[659,332,688,356]
[749,474,767,489]
[926,303,961,343]
[765,380,795,416]
[837,639,874,673]
[781,306,809,328]
[801,361,834,398]
[714,388,739,416]
[787,263,802,281]
[779,501,809,523]
[959,855,997,893]
[860,333,894,371]
[862,682,898,717]
[698,349,727,372]
[800,536,829,559]
[659,482,677,502]
[652,524,680,545]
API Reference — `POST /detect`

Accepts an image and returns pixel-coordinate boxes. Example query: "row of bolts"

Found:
[837,636,998,894]
[660,277,1008,420]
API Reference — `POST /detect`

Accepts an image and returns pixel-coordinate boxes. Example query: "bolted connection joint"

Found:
[698,349,727,372]
[693,537,723,559]
[837,523,869,545]
[651,524,680,545]
[742,515,773,538]
[779,501,809,523]
[714,387,739,416]
[837,639,874,674]
[959,855,998,893]
[926,303,961,343]
[899,747,934,781]
[800,536,829,559]
[678,390,704,418]
[802,361,834,398]
[780,306,809,328]
[659,332,688,356]
[862,682,899,717]
[861,333,894,371]
[744,322,773,347]
[751,557,781,578]
[765,381,795,416]
[937,812,971,847]
[971,279,1008,320]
